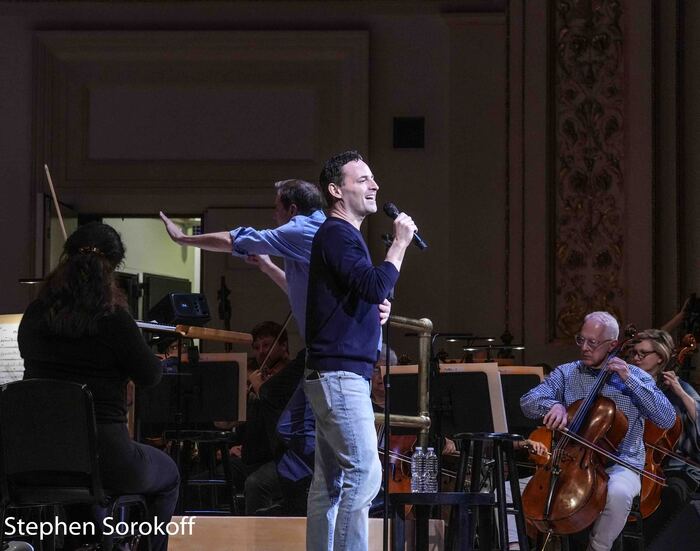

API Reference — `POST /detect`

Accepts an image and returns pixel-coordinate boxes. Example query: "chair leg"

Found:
[99,501,116,551]
[493,444,509,550]
[504,442,530,551]
[218,442,238,515]
[447,440,471,551]
[469,441,483,548]
[0,505,5,548]
[39,506,56,551]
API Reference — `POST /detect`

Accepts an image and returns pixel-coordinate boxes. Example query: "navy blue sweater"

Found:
[306,217,399,379]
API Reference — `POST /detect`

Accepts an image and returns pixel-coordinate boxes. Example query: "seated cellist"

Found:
[520,311,676,551]
[626,329,700,542]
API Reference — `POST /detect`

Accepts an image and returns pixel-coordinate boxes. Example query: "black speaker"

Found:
[648,499,700,550]
[146,292,211,326]
[393,117,425,149]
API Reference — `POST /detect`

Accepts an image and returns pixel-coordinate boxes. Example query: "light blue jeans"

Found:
[304,369,382,551]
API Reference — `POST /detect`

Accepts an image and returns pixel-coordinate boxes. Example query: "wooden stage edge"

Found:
[169,516,444,551]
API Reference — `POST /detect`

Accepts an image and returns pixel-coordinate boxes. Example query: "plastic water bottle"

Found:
[424,447,438,493]
[410,447,425,492]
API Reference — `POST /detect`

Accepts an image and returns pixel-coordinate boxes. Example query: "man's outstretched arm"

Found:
[160,211,232,252]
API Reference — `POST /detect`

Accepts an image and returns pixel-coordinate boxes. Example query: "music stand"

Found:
[383,363,508,436]
[136,359,244,430]
[134,321,250,439]
[496,366,544,438]
[134,351,247,515]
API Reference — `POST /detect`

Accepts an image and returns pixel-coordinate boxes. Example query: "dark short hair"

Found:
[319,150,364,207]
[274,179,325,215]
[251,321,288,346]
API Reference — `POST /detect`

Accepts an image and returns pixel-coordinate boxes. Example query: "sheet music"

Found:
[135,320,178,333]
[0,314,24,384]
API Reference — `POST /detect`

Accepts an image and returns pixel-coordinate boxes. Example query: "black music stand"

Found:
[135,361,241,430]
[136,360,242,514]
[141,291,213,437]
[388,369,507,550]
[499,373,541,438]
[387,370,497,436]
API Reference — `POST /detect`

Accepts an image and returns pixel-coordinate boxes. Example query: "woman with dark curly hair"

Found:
[18,222,179,551]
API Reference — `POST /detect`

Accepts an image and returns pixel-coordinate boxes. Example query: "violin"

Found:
[252,311,293,389]
[259,355,287,382]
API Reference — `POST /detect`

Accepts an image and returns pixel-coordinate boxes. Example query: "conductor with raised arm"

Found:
[160,179,326,337]
[304,151,418,551]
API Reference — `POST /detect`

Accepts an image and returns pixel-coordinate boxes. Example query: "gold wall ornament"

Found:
[553,0,625,338]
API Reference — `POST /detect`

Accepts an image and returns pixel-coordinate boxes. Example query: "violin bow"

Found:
[645,441,700,471]
[257,310,293,376]
[44,164,67,242]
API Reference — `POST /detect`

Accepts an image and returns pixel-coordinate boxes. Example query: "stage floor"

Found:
[168,516,444,551]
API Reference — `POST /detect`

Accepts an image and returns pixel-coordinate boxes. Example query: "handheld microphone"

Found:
[382,202,428,250]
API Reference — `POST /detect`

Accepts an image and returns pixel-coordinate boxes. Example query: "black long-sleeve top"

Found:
[18,300,162,424]
[306,217,399,379]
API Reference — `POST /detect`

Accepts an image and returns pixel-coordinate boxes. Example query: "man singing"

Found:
[304,151,417,551]
[520,311,676,551]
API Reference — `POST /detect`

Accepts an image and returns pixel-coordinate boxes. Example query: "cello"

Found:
[636,333,698,518]
[522,335,666,536]
[636,417,682,518]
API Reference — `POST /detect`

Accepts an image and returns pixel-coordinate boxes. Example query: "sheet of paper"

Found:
[0,314,24,384]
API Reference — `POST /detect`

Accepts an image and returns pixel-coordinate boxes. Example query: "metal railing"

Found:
[375,315,432,448]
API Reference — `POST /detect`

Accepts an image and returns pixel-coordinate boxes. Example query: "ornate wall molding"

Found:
[552,0,625,338]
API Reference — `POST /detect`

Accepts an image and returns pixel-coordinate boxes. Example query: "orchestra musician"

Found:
[304,151,417,551]
[248,320,292,395]
[520,311,676,551]
[17,222,179,551]
[220,321,296,515]
[626,329,700,542]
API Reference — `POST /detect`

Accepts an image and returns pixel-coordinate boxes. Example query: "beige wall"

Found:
[103,217,199,285]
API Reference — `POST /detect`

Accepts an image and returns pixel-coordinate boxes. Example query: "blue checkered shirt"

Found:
[520,360,676,468]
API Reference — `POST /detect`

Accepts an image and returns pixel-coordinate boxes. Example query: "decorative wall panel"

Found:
[552,0,625,338]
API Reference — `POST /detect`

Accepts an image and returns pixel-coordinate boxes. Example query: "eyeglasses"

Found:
[574,334,613,350]
[630,349,658,360]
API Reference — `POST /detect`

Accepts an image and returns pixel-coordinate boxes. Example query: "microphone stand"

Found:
[382,233,393,551]
[218,276,232,352]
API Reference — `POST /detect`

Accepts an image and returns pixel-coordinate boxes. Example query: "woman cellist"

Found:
[520,311,676,551]
[627,329,700,542]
